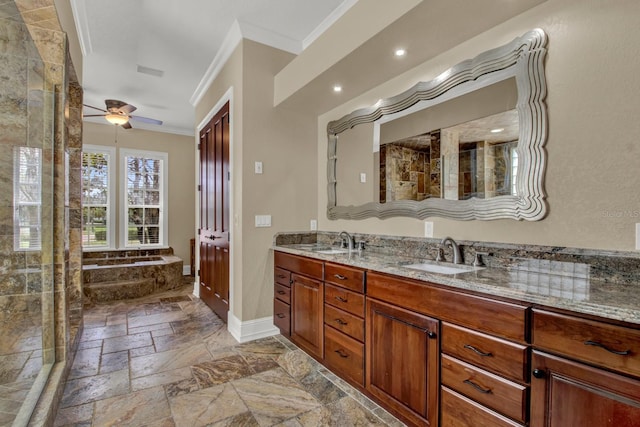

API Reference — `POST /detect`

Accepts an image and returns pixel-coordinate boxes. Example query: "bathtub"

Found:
[82,248,184,303]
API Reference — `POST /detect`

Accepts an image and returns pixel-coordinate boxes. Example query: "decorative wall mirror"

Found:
[327,29,548,221]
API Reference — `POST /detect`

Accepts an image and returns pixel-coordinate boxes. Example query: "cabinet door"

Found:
[291,273,324,359]
[366,298,439,427]
[531,351,640,427]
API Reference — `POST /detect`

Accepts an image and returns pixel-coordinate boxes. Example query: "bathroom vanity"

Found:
[272,235,640,427]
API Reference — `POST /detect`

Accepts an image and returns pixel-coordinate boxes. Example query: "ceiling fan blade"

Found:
[119,104,137,114]
[83,104,107,112]
[83,114,107,117]
[122,121,133,130]
[130,115,163,125]
[105,99,127,111]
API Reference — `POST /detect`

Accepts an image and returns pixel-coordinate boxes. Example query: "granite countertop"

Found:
[273,243,640,326]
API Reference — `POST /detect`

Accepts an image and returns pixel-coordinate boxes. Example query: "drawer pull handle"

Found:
[463,379,492,394]
[334,318,348,326]
[464,344,493,357]
[276,313,286,319]
[277,290,286,295]
[584,340,631,356]
[334,274,347,280]
[335,349,349,358]
[277,274,286,279]
[335,296,348,303]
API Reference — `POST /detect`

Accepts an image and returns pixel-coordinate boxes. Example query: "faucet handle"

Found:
[435,247,445,262]
[473,251,490,267]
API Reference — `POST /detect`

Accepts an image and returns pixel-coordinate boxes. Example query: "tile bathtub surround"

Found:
[274,231,640,285]
[54,285,404,427]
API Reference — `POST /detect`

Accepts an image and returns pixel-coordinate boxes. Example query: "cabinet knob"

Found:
[532,368,545,379]
[427,331,437,339]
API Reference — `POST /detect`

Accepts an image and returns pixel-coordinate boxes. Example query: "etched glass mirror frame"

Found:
[327,29,548,221]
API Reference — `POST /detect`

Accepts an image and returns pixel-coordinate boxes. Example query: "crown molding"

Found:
[302,0,357,50]
[69,0,92,56]
[190,20,242,107]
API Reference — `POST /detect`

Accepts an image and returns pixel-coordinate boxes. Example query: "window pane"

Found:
[82,150,111,248]
[14,147,42,250]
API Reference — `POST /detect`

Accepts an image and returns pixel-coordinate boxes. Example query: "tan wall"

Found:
[194,43,245,319]
[82,122,195,265]
[317,0,640,251]
[194,41,318,321]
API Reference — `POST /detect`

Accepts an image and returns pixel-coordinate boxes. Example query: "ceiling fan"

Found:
[83,99,163,129]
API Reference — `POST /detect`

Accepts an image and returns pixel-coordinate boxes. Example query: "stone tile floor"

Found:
[54,284,405,426]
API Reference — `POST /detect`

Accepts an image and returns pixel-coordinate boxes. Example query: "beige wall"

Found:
[82,122,195,265]
[317,0,640,251]
[195,40,318,321]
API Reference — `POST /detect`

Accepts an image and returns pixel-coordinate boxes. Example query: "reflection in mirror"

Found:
[327,29,547,221]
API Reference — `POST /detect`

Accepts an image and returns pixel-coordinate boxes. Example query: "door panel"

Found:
[199,101,230,322]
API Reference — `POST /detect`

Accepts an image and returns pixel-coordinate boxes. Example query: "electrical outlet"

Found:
[310,219,317,231]
[424,221,434,238]
[360,173,367,183]
[255,161,263,174]
[636,223,640,250]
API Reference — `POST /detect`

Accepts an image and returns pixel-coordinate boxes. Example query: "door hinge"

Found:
[197,143,201,150]
[228,171,231,181]
[197,269,200,277]
[197,184,201,191]
[197,229,201,235]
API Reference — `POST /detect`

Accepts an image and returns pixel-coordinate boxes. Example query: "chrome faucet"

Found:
[339,231,355,251]
[439,236,462,264]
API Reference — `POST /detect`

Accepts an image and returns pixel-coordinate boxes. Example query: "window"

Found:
[82,145,116,249]
[14,147,42,250]
[121,149,168,248]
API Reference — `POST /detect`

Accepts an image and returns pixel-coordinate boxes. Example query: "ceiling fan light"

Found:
[105,113,129,125]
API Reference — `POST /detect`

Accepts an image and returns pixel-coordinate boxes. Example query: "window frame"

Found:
[81,144,116,250]
[120,148,169,248]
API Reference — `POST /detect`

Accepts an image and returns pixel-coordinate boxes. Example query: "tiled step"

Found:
[84,278,156,303]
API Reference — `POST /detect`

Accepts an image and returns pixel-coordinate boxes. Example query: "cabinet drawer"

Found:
[325,284,365,317]
[324,325,364,386]
[324,304,365,342]
[274,283,291,304]
[367,272,528,342]
[275,251,323,280]
[324,262,364,292]
[441,354,528,423]
[273,298,290,336]
[533,309,640,378]
[441,387,523,427]
[442,322,529,383]
[274,267,291,287]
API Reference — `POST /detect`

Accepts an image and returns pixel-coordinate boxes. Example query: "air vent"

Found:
[137,65,164,77]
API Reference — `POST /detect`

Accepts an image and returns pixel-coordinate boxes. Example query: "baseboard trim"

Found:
[227,312,279,343]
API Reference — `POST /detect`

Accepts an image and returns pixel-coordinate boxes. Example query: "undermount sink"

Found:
[312,248,349,255]
[403,261,484,275]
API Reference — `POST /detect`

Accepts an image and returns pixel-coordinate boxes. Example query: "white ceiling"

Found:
[74,0,351,136]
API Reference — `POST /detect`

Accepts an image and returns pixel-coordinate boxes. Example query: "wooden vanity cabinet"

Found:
[366,298,440,427]
[323,262,366,387]
[274,252,324,359]
[530,309,640,427]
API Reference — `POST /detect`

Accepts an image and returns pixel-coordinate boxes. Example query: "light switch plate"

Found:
[255,215,271,227]
[360,173,367,183]
[255,161,263,174]
[636,223,640,250]
[424,221,434,238]
[310,219,317,231]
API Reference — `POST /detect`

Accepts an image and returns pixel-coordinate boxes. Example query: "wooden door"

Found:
[366,298,439,427]
[291,273,323,359]
[199,102,230,322]
[531,351,640,427]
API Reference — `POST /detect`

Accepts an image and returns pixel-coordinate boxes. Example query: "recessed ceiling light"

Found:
[333,85,342,93]
[394,48,406,57]
[490,128,504,133]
